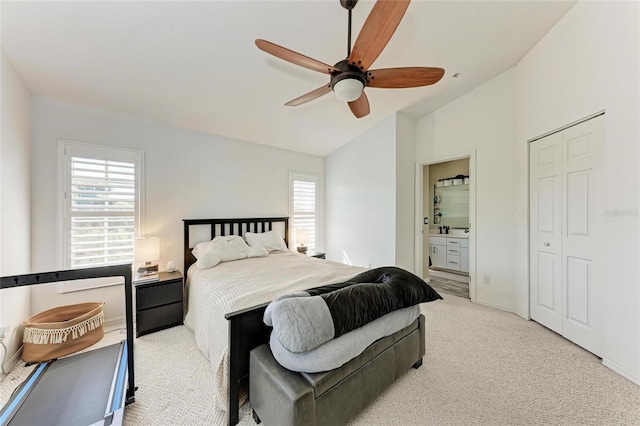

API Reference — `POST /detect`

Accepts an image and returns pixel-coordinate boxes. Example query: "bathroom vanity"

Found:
[429,234,469,274]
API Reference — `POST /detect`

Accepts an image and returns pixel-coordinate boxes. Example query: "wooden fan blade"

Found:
[256,39,339,74]
[348,91,370,118]
[367,67,445,88]
[348,0,411,71]
[285,84,332,106]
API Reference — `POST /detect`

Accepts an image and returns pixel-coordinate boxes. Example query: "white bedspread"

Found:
[184,251,366,411]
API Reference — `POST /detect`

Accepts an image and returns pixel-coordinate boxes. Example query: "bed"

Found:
[182,217,367,425]
[181,217,445,426]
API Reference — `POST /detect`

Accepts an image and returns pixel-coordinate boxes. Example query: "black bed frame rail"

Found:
[183,217,289,426]
[225,302,271,426]
[0,264,136,405]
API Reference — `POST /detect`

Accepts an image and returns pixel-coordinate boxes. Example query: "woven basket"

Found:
[21,302,105,362]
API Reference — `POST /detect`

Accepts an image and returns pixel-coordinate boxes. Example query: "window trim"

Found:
[289,172,318,251]
[57,140,145,270]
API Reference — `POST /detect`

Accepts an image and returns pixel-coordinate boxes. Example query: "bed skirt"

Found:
[21,302,105,362]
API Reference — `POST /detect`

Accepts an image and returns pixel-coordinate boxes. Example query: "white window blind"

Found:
[60,142,143,269]
[290,173,317,250]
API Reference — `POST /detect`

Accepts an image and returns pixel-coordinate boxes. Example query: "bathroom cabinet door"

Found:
[430,244,447,269]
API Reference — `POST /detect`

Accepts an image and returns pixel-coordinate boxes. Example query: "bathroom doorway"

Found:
[416,154,476,301]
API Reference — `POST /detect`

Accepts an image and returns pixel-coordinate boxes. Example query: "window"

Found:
[289,173,317,250]
[59,141,144,269]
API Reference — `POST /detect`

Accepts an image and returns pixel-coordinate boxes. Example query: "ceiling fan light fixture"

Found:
[333,77,364,102]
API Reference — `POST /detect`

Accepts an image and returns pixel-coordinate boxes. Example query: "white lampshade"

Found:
[296,229,309,245]
[134,237,160,263]
[333,78,364,102]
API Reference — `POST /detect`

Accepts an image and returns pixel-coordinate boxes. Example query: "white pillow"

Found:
[245,230,288,252]
[194,236,267,270]
[191,240,212,259]
[196,252,221,270]
[248,246,269,258]
[208,235,249,262]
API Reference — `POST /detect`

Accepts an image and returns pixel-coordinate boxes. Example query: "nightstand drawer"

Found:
[136,280,183,311]
[136,302,183,337]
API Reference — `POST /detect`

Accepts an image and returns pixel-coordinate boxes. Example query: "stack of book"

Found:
[133,273,159,284]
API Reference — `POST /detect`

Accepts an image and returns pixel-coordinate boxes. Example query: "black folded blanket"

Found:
[264,267,442,353]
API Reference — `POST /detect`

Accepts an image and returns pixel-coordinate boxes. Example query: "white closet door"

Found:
[530,132,563,334]
[561,117,603,356]
[529,115,603,357]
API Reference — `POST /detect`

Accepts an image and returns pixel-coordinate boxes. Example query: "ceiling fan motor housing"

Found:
[330,60,367,102]
[330,60,367,90]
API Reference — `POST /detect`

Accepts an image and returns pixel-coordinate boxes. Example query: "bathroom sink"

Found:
[428,229,469,237]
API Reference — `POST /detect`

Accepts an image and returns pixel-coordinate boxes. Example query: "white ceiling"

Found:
[1,1,575,157]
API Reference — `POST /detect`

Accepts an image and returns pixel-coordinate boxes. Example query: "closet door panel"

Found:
[536,251,559,313]
[566,256,591,327]
[566,172,590,236]
[529,133,563,334]
[561,116,603,357]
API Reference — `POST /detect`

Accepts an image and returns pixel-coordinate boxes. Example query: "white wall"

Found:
[326,115,397,268]
[30,98,325,323]
[0,49,31,367]
[325,113,417,270]
[395,113,416,272]
[415,0,640,384]
[416,69,518,312]
[514,1,639,383]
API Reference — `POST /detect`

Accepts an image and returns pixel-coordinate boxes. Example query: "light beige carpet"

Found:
[2,294,639,425]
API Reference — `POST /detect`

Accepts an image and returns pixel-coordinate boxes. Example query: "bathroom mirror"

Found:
[431,184,469,229]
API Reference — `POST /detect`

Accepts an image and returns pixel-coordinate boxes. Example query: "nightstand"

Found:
[306,251,326,259]
[135,270,183,337]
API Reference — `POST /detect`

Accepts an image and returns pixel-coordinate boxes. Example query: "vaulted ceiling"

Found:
[1,1,575,156]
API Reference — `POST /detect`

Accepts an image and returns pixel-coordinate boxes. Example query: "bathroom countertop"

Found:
[428,232,469,238]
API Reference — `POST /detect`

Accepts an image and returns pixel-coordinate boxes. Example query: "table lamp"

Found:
[134,237,160,275]
[296,229,309,253]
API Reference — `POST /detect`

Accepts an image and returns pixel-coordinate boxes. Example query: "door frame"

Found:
[415,151,477,302]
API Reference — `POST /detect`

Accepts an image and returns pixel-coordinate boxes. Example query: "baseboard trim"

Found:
[104,317,126,329]
[3,344,24,375]
[513,308,529,320]
[104,316,126,332]
[475,298,515,314]
[602,357,640,386]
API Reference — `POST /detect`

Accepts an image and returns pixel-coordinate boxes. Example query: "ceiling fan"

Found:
[256,0,445,119]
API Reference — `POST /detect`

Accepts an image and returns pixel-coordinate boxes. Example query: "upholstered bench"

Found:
[249,314,425,426]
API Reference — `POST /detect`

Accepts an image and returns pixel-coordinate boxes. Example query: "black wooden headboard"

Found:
[182,217,289,280]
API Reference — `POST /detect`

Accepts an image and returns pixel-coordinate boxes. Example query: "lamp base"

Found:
[297,245,308,253]
[136,262,159,275]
